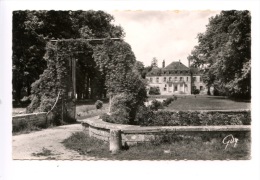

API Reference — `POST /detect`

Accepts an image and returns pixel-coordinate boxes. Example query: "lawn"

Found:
[76,101,109,120]
[157,95,250,110]
[13,95,250,116]
[63,131,251,160]
[12,100,109,119]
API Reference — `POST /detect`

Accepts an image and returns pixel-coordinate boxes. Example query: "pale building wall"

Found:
[147,75,192,95]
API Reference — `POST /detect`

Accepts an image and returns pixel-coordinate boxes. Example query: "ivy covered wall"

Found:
[27,38,146,124]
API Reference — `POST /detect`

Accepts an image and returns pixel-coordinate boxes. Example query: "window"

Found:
[169,77,172,82]
[150,77,153,82]
[186,77,189,81]
[200,86,203,90]
[163,77,166,82]
[180,77,183,81]
[174,77,177,82]
[174,85,178,91]
[200,77,202,82]
[156,77,159,83]
[164,85,167,91]
[192,77,196,82]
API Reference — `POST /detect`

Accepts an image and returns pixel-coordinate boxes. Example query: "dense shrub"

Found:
[149,100,164,111]
[99,113,129,124]
[192,89,200,95]
[138,110,251,126]
[149,86,160,95]
[162,96,177,106]
[134,105,154,125]
[103,93,138,124]
[95,100,103,109]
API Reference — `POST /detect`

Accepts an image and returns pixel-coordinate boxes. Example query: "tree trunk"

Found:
[85,75,89,99]
[207,86,211,95]
[108,95,113,114]
[27,81,31,96]
[14,84,22,104]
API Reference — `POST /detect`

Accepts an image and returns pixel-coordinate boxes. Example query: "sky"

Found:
[109,10,220,67]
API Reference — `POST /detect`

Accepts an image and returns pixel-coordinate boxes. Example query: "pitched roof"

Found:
[164,61,189,70]
[146,60,203,76]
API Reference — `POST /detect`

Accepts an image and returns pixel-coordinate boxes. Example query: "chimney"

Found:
[162,60,165,68]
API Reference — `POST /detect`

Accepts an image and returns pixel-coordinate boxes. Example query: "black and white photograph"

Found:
[1,0,260,180]
[11,9,251,160]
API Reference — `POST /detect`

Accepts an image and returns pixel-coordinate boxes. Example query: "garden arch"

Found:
[28,38,124,124]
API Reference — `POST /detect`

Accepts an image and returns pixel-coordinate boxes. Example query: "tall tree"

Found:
[188,10,251,98]
[13,11,47,103]
[93,40,147,112]
[151,57,158,68]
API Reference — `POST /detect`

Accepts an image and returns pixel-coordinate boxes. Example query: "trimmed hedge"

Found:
[95,100,103,109]
[138,110,251,126]
[149,86,160,95]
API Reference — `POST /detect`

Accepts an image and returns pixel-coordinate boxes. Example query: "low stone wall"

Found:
[12,112,48,132]
[82,118,251,151]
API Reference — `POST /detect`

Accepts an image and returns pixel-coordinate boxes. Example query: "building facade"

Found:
[146,60,207,95]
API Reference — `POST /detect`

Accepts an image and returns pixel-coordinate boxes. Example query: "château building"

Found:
[146,60,207,95]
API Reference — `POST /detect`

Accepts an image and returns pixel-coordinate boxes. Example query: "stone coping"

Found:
[13,112,47,117]
[159,109,250,112]
[82,117,251,134]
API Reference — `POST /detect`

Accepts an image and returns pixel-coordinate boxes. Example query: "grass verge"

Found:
[12,123,42,135]
[63,131,251,160]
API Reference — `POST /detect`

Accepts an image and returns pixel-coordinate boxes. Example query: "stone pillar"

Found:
[89,126,93,137]
[109,129,122,153]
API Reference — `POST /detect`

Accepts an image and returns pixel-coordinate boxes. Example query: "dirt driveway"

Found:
[12,117,102,160]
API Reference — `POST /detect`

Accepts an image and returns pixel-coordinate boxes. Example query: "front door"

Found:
[174,85,178,91]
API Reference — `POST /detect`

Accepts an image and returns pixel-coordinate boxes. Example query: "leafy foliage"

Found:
[162,96,177,106]
[188,10,251,99]
[138,110,251,126]
[13,10,125,103]
[151,57,158,68]
[27,40,95,124]
[192,89,200,95]
[149,100,164,111]
[95,100,103,109]
[27,38,147,124]
[149,86,160,95]
[93,39,148,121]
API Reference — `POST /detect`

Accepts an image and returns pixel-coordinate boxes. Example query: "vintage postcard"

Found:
[1,0,260,180]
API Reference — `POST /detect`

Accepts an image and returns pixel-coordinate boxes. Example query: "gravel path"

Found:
[12,117,101,160]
